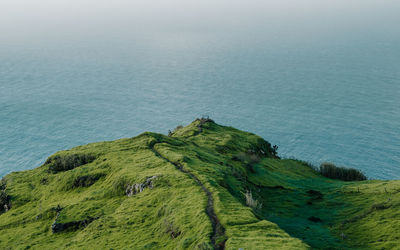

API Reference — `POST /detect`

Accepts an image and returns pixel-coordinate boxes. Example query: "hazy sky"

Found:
[1,0,399,46]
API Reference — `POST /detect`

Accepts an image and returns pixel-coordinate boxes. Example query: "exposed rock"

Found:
[126,176,158,197]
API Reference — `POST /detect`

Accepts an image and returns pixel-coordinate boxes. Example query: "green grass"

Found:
[0,119,398,249]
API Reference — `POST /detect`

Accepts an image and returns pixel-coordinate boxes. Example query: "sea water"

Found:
[1,0,399,179]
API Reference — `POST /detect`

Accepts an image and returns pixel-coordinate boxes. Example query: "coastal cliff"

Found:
[1,119,399,249]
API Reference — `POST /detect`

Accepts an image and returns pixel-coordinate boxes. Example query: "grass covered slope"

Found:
[1,119,399,249]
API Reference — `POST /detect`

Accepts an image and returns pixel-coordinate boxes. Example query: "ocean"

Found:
[1,0,399,179]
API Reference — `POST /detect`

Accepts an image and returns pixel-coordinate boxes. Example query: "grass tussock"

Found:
[163,219,181,239]
[111,176,129,196]
[73,173,105,188]
[319,162,367,181]
[244,190,262,210]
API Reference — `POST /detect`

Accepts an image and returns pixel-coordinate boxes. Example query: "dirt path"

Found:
[149,143,226,250]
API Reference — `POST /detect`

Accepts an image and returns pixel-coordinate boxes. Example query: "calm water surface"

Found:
[1,0,399,179]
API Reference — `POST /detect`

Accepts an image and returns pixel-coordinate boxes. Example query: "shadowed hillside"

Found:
[1,119,399,249]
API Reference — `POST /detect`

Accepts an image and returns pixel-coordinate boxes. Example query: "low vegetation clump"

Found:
[72,173,105,188]
[163,219,182,239]
[0,190,10,213]
[46,153,97,173]
[0,179,10,213]
[52,215,98,233]
[319,162,367,181]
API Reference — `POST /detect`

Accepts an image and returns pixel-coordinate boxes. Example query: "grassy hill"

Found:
[1,119,399,249]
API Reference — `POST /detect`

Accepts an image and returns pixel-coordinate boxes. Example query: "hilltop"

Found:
[1,119,399,249]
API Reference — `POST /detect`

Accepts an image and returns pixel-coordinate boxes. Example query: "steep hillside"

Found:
[1,119,399,249]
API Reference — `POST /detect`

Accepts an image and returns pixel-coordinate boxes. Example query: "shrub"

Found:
[197,116,214,124]
[46,153,96,173]
[0,190,10,213]
[0,179,6,190]
[272,145,279,157]
[319,162,367,181]
[0,179,10,213]
[52,216,98,233]
[195,116,214,132]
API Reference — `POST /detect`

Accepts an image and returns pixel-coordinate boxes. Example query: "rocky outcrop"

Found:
[125,176,158,197]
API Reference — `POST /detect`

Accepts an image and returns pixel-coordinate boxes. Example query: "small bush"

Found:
[244,190,262,210]
[319,162,367,181]
[0,179,10,213]
[253,138,279,158]
[197,116,214,124]
[52,216,98,233]
[46,153,96,173]
[0,179,6,190]
[371,202,391,210]
[195,116,214,133]
[0,190,10,213]
[272,145,279,157]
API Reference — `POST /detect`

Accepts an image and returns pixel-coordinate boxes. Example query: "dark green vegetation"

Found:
[0,119,399,249]
[319,162,367,181]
